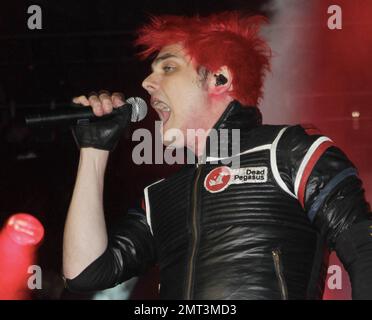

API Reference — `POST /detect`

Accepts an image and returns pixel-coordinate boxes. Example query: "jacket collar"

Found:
[201,100,262,162]
[212,100,262,131]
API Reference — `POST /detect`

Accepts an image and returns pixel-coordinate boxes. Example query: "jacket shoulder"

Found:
[240,124,288,150]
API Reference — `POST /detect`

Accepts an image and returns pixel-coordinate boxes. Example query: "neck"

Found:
[186,96,234,157]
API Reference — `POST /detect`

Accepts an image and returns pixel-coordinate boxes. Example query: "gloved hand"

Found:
[70,91,129,151]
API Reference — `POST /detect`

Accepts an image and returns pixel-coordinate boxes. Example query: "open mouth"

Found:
[151,99,171,125]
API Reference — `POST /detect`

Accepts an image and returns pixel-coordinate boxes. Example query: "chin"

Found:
[162,140,184,149]
[162,125,186,149]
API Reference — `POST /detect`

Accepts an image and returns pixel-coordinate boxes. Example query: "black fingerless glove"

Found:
[71,108,131,151]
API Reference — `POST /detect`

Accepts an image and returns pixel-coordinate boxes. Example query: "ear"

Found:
[207,66,233,96]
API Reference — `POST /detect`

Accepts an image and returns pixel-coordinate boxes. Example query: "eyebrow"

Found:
[151,53,181,70]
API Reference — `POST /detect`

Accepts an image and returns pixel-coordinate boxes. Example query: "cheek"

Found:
[163,75,206,124]
[164,72,201,99]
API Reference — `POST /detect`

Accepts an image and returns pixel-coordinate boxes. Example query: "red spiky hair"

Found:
[135,11,272,106]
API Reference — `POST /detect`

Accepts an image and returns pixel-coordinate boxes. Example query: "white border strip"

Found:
[294,136,332,197]
[270,127,296,199]
[144,178,164,235]
[206,144,271,162]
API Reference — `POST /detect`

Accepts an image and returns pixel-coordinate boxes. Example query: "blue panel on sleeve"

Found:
[307,167,358,223]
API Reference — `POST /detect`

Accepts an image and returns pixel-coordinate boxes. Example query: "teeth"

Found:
[153,101,171,112]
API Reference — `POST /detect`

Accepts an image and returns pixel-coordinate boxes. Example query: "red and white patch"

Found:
[204,166,232,193]
[204,166,269,193]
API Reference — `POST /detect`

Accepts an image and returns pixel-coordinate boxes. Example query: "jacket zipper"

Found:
[185,163,203,299]
[272,249,288,300]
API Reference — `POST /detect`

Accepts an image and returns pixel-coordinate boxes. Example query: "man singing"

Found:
[62,12,372,299]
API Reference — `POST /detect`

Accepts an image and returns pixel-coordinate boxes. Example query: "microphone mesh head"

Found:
[126,97,148,122]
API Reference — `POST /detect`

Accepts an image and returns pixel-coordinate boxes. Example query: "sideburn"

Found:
[196,66,210,89]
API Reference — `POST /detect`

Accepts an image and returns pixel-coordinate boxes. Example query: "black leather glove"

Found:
[71,107,131,151]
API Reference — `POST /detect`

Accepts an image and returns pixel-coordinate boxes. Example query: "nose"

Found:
[142,73,159,94]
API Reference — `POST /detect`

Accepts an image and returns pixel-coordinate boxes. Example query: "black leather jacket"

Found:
[65,101,372,299]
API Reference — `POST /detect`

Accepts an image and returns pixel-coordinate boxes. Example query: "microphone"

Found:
[25,97,148,127]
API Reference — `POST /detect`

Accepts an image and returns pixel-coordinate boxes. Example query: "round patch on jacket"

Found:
[204,166,232,193]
